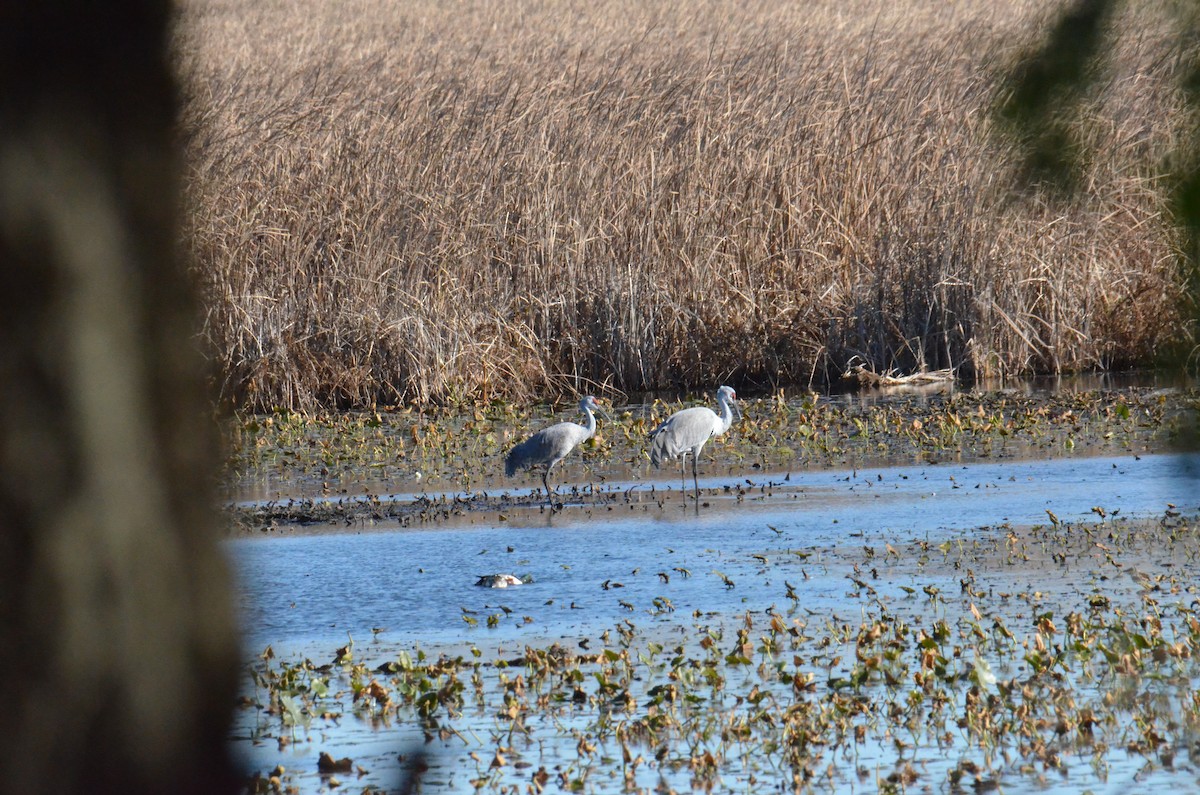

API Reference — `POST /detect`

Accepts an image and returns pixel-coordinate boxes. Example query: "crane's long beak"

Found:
[587,398,613,422]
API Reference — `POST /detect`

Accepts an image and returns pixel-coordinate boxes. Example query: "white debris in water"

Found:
[475,574,523,588]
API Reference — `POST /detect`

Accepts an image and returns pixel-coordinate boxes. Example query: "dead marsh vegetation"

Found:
[175,0,1197,411]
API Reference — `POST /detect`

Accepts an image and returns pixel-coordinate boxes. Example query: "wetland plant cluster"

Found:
[225,387,1196,530]
[238,510,1200,794]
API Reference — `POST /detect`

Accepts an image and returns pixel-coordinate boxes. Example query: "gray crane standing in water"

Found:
[505,395,607,504]
[649,385,739,497]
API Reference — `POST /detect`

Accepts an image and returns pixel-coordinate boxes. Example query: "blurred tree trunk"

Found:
[0,2,239,794]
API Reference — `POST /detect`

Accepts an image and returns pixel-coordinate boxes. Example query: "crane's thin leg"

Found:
[679,456,687,492]
[691,452,700,498]
[542,468,553,506]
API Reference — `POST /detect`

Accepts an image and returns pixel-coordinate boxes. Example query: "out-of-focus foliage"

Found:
[997,0,1200,324]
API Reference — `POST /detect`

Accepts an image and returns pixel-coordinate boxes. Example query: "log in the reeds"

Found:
[843,363,956,387]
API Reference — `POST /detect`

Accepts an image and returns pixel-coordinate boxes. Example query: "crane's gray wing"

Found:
[649,408,716,467]
[505,423,579,475]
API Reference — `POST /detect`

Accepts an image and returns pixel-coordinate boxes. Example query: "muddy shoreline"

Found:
[223,385,1197,536]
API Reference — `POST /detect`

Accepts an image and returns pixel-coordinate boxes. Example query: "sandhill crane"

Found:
[649,385,738,497]
[505,395,607,504]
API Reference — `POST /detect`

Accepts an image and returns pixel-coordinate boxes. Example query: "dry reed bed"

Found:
[174,0,1193,410]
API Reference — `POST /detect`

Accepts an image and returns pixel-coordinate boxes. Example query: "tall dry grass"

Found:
[174,0,1195,410]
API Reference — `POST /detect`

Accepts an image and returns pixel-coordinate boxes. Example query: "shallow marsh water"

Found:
[230,448,1200,794]
[233,453,1196,652]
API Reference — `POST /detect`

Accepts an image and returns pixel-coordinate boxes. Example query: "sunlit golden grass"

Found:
[174,0,1196,410]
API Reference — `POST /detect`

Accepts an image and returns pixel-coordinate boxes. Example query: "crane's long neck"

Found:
[715,395,734,435]
[580,405,597,438]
